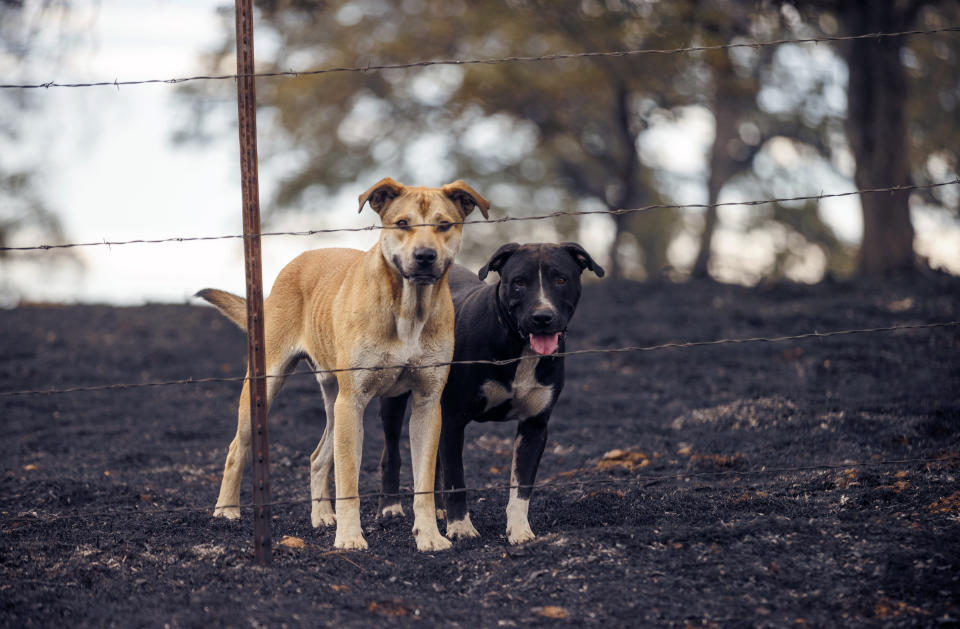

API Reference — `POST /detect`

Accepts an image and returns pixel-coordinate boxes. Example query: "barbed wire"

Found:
[4,455,955,522]
[2,27,959,91]
[3,179,958,253]
[1,320,956,399]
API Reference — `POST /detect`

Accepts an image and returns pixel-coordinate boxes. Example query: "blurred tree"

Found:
[791,0,960,275]
[181,0,958,282]
[660,0,852,281]
[179,0,702,278]
[0,0,75,299]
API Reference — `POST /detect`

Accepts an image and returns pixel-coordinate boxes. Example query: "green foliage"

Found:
[179,0,959,281]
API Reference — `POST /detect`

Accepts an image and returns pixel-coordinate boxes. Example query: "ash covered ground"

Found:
[2,274,959,627]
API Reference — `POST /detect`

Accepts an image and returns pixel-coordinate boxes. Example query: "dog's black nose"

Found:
[414,248,437,266]
[531,310,554,328]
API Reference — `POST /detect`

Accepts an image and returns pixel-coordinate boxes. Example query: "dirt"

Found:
[2,273,959,627]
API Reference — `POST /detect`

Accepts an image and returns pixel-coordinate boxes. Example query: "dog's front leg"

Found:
[506,413,549,545]
[408,392,452,551]
[332,389,368,550]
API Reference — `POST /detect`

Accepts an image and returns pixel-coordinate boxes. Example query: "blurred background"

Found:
[1,0,958,305]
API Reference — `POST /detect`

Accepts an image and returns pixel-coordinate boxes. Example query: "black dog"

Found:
[378,242,604,544]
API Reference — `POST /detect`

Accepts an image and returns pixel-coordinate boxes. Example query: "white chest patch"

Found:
[480,349,554,419]
[395,316,426,360]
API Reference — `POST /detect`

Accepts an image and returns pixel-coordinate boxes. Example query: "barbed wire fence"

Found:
[1,179,958,253]
[3,17,960,558]
[7,455,958,524]
[2,26,958,90]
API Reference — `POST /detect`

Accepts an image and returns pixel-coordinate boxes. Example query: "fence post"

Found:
[234,0,272,565]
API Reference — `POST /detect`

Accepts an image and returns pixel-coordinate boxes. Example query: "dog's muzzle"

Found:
[521,309,564,355]
[394,253,443,285]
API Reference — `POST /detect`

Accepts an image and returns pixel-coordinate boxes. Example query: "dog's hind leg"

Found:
[213,351,297,519]
[309,373,338,527]
[439,421,479,540]
[377,393,409,520]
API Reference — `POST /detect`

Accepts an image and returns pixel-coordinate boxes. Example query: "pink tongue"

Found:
[529,332,560,355]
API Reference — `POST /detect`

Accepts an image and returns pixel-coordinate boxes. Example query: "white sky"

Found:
[1,0,958,305]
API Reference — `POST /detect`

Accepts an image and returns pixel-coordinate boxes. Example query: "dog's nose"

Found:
[414,248,437,267]
[531,310,554,328]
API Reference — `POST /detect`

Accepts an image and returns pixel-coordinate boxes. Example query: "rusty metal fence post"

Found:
[234,0,272,565]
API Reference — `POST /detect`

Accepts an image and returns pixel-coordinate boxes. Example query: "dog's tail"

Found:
[195,288,248,332]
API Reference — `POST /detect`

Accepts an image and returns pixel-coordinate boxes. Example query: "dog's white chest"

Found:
[481,350,553,418]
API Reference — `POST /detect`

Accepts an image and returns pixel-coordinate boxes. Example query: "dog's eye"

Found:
[395,219,410,230]
[436,221,452,232]
[556,276,567,285]
[513,278,526,288]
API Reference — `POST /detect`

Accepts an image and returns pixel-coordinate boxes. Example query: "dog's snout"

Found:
[414,247,438,267]
[531,310,554,328]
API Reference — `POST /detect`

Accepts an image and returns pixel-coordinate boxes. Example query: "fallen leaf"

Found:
[279,535,306,549]
[23,464,38,472]
[689,453,744,468]
[368,600,408,617]
[534,605,568,619]
[330,584,350,593]
[926,491,960,515]
[834,468,859,489]
[874,598,930,619]
[596,449,650,471]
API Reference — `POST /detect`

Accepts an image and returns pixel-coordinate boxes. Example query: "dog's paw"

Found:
[506,524,536,545]
[378,503,405,520]
[414,530,452,552]
[213,505,241,520]
[333,532,368,550]
[311,506,336,528]
[446,515,479,540]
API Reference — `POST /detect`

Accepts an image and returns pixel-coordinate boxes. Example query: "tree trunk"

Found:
[608,83,641,280]
[843,0,916,275]
[692,65,741,280]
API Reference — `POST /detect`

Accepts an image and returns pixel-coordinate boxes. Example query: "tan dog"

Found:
[197,178,490,551]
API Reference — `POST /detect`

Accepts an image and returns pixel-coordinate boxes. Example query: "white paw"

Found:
[506,524,536,545]
[378,503,405,520]
[311,506,336,528]
[446,515,480,540]
[414,529,452,552]
[333,532,368,550]
[213,506,240,520]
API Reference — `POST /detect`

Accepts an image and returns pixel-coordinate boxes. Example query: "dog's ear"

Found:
[358,178,406,215]
[478,242,521,280]
[561,242,605,277]
[442,180,491,219]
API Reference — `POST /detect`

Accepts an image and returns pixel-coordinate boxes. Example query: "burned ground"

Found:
[2,274,959,627]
